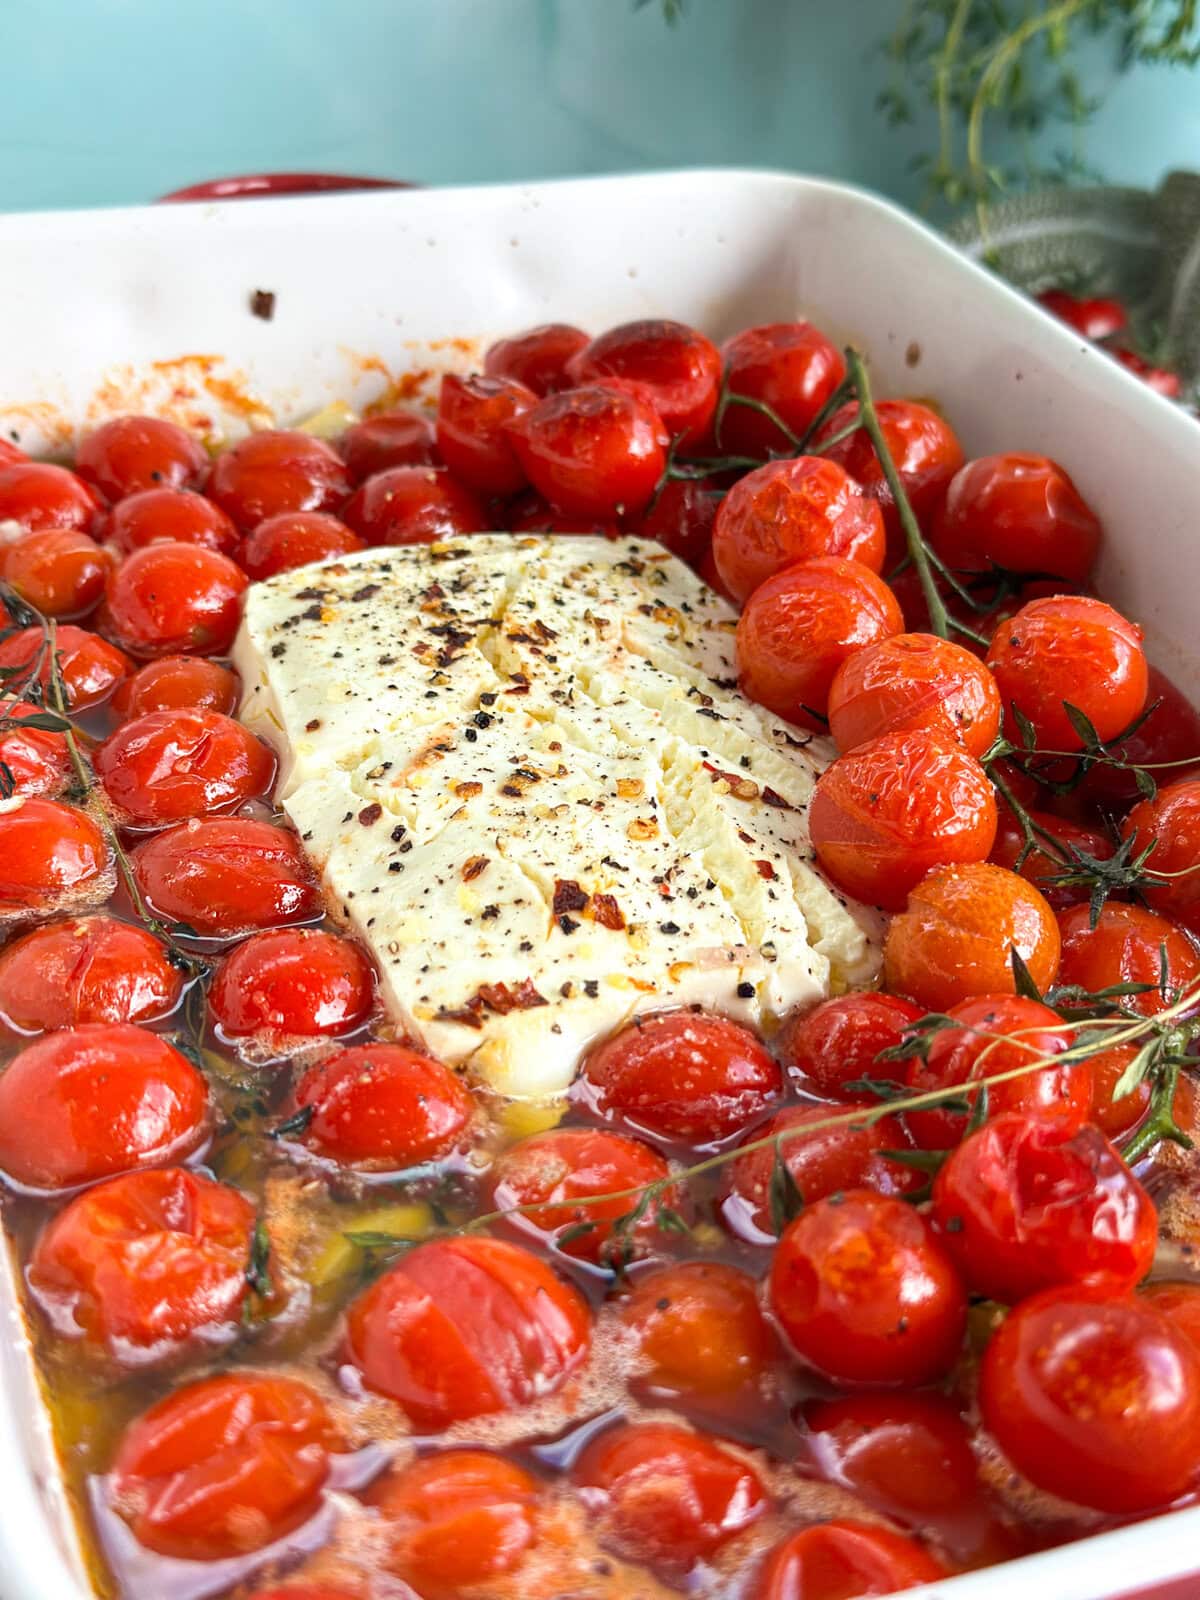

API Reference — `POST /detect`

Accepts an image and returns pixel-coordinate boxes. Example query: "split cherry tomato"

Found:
[718,322,845,457]
[0,1023,207,1192]
[0,624,130,710]
[435,373,535,495]
[1037,289,1127,341]
[932,453,1101,582]
[632,476,718,566]
[509,382,668,519]
[573,1421,766,1578]
[483,322,590,396]
[882,861,1061,1012]
[292,1043,474,1168]
[101,542,248,657]
[341,464,489,545]
[769,1188,967,1386]
[617,1260,780,1402]
[0,462,102,536]
[95,708,274,827]
[748,1520,947,1599]
[712,455,885,604]
[0,698,70,795]
[775,991,923,1100]
[110,1372,341,1559]
[339,408,438,482]
[28,1166,254,1363]
[1056,900,1200,1017]
[3,528,110,617]
[111,655,239,720]
[980,1286,1200,1512]
[1078,666,1200,808]
[104,487,239,557]
[809,731,997,912]
[580,1010,781,1146]
[209,429,351,531]
[570,319,722,449]
[209,927,374,1040]
[1124,779,1200,935]
[736,555,903,730]
[1113,346,1184,398]
[0,914,183,1033]
[989,805,1113,910]
[344,1235,590,1428]
[132,816,320,935]
[828,631,1001,759]
[238,510,364,579]
[75,416,208,500]
[1142,1281,1200,1350]
[0,797,110,911]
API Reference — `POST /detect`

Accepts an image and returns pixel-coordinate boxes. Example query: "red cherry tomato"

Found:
[581,1010,781,1146]
[3,528,111,617]
[341,464,489,545]
[809,731,997,912]
[1088,1045,1153,1138]
[1038,289,1127,341]
[0,624,131,711]
[980,1286,1200,1512]
[0,462,102,536]
[104,487,239,557]
[292,1042,473,1168]
[344,1235,590,1427]
[718,322,846,457]
[736,555,903,730]
[209,927,374,1040]
[111,655,239,720]
[0,440,27,467]
[570,319,722,449]
[631,476,718,566]
[1123,779,1200,936]
[0,796,110,911]
[776,992,922,1100]
[101,542,248,658]
[932,453,1101,581]
[0,914,183,1033]
[989,804,1113,910]
[339,409,438,482]
[0,698,70,795]
[110,1373,341,1559]
[0,1023,207,1192]
[504,490,619,536]
[238,509,365,579]
[483,322,590,396]
[1078,666,1200,808]
[508,382,668,518]
[76,416,209,501]
[132,817,320,936]
[618,1260,780,1402]
[828,631,1002,760]
[1113,346,1184,398]
[435,373,536,495]
[94,709,274,827]
[1057,900,1200,1017]
[28,1166,254,1363]
[769,1189,967,1386]
[574,1421,766,1578]
[209,429,351,531]
[1142,1281,1200,1351]
[748,1519,947,1599]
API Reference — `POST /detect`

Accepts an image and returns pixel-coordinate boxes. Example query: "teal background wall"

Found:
[2,0,1198,212]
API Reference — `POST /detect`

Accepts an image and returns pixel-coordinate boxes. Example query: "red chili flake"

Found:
[591,893,627,931]
[476,980,549,1013]
[755,859,776,880]
[358,803,383,826]
[249,289,276,320]
[553,879,589,916]
[462,855,489,882]
[761,787,793,809]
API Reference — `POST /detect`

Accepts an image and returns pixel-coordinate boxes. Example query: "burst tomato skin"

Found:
[828,631,1001,759]
[0,625,131,711]
[931,1115,1156,1304]
[618,1261,779,1401]
[980,1286,1200,1513]
[339,409,439,482]
[111,655,239,720]
[1124,779,1200,935]
[238,510,364,578]
[0,1023,207,1192]
[809,731,998,912]
[341,464,489,545]
[932,453,1101,581]
[0,915,182,1033]
[769,1189,967,1387]
[344,1235,591,1428]
[580,1010,781,1146]
[989,805,1112,910]
[571,319,722,449]
[293,1043,474,1168]
[3,528,111,617]
[0,797,110,910]
[508,382,668,518]
[209,927,374,1040]
[436,373,536,495]
[132,816,320,936]
[94,708,274,827]
[712,455,885,604]
[0,698,70,795]
[103,486,239,557]
[76,416,208,501]
[776,992,923,1100]
[483,322,590,396]
[1056,900,1200,1017]
[748,1519,948,1598]
[208,429,351,531]
[736,555,903,730]
[718,322,846,456]
[101,542,248,658]
[0,462,102,536]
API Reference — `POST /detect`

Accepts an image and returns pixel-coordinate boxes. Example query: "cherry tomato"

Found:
[1142,1281,1200,1351]
[0,624,130,711]
[0,440,27,467]
[369,1450,538,1592]
[504,490,619,536]
[483,322,589,396]
[932,1114,1156,1304]
[883,861,1061,1012]
[0,914,183,1033]
[828,632,1001,760]
[110,1372,341,1559]
[508,382,669,519]
[209,429,351,531]
[1123,779,1200,936]
[95,709,274,827]
[0,698,70,795]
[111,655,239,720]
[1087,1045,1154,1138]
[0,462,102,536]
[580,1010,781,1146]
[736,556,903,730]
[101,542,248,658]
[0,796,110,911]
[631,476,717,566]
[0,1023,207,1192]
[76,416,209,500]
[3,528,111,617]
[132,816,320,936]
[490,1127,675,1265]
[238,509,364,580]
[718,322,845,457]
[1037,288,1127,341]
[104,487,239,557]
[1078,666,1200,808]
[775,992,923,1100]
[28,1166,254,1363]
[435,373,536,495]
[980,1286,1200,1512]
[987,595,1148,750]
[932,454,1101,582]
[748,1520,947,1599]
[570,319,722,449]
[809,731,997,912]
[341,464,489,545]
[209,927,374,1040]
[1057,900,1200,1017]
[1113,346,1184,398]
[573,1421,766,1578]
[339,408,439,482]
[344,1235,590,1427]
[769,1188,967,1386]
[712,455,885,604]
[292,1043,473,1168]
[989,804,1112,910]
[617,1260,780,1402]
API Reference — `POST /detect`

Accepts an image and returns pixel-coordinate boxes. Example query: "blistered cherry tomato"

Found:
[0,914,182,1033]
[1142,1281,1200,1350]
[3,528,110,616]
[132,816,320,935]
[0,1023,207,1192]
[339,408,438,482]
[883,861,1061,1011]
[1113,346,1184,398]
[770,1188,967,1386]
[1079,666,1200,807]
[101,542,248,658]
[0,461,101,536]
[1038,288,1127,341]
[509,382,668,519]
[483,322,589,396]
[809,731,997,912]
[292,1043,473,1168]
[28,1166,254,1363]
[571,319,722,449]
[618,1261,779,1402]
[748,1520,947,1599]
[344,1235,590,1427]
[110,1373,341,1559]
[776,992,922,1100]
[435,372,535,495]
[1124,779,1200,935]
[0,796,109,911]
[0,698,69,795]
[989,805,1112,910]
[111,655,239,720]
[581,1010,781,1146]
[209,927,374,1041]
[980,1286,1200,1512]
[828,632,1001,759]
[718,322,845,457]
[0,624,130,710]
[76,416,208,500]
[1057,900,1200,1017]
[632,476,717,565]
[95,709,274,827]
[209,429,350,531]
[104,487,239,557]
[736,556,902,730]
[932,454,1101,581]
[341,464,489,545]
[239,509,364,579]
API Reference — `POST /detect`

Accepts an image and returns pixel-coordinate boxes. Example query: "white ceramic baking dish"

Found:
[1,169,1198,1600]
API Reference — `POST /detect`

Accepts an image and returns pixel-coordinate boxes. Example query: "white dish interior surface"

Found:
[1,169,1198,1600]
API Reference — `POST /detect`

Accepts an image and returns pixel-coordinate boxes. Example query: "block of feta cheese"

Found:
[233,535,881,1097]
